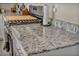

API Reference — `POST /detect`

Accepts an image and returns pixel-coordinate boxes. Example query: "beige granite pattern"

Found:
[10,24,79,55]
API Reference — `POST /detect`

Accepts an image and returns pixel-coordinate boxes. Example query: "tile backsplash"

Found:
[53,19,79,34]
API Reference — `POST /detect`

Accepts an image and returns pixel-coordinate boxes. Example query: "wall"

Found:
[54,3,79,25]
[0,3,14,11]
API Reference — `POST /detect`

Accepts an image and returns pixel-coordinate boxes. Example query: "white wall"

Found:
[0,3,14,11]
[48,4,54,19]
[54,3,79,25]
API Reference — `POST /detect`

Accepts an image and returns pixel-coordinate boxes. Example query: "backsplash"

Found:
[53,19,79,34]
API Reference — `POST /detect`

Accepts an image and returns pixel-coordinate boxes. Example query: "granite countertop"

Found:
[10,24,79,55]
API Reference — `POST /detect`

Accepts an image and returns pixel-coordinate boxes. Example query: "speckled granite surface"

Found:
[10,24,79,55]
